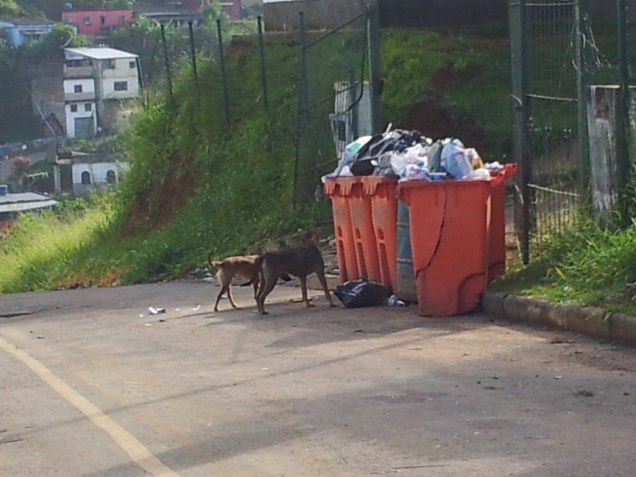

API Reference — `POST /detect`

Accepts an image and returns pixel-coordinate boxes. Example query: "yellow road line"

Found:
[0,335,181,477]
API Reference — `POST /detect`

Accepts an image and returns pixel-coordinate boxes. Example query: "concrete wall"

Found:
[263,0,367,32]
[29,61,66,136]
[263,0,622,31]
[97,58,140,100]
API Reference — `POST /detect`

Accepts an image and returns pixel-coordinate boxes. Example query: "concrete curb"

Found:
[482,291,636,345]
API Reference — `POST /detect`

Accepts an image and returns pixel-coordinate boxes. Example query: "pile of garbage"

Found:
[322,125,504,182]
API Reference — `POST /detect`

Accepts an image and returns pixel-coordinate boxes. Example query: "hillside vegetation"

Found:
[1,27,514,292]
[3,21,636,318]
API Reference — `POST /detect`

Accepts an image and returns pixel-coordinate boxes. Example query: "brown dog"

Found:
[255,235,337,315]
[208,253,261,311]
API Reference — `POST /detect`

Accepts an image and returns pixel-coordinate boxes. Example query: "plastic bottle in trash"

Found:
[387,295,406,307]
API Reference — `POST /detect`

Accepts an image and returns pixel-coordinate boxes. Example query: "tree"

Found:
[25,23,88,59]
[0,0,19,17]
[202,1,230,32]
[104,0,134,8]
[9,155,31,189]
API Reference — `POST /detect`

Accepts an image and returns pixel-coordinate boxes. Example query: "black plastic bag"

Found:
[334,279,391,308]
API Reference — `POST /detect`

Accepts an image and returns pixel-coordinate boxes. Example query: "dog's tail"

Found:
[239,255,264,287]
[207,252,223,271]
[240,255,291,287]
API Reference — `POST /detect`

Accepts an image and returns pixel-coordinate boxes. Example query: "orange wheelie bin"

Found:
[399,179,491,316]
[362,176,398,291]
[324,178,359,284]
[348,178,382,283]
[488,163,517,283]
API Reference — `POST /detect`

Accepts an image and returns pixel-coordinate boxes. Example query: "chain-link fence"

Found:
[293,6,379,213]
[139,4,376,220]
[510,0,633,263]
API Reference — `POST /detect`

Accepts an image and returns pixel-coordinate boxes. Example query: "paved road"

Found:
[1,280,635,476]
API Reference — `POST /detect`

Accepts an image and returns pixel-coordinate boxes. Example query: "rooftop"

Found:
[0,17,55,26]
[0,192,57,214]
[64,47,138,60]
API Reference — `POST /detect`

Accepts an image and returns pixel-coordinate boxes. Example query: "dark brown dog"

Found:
[255,236,337,315]
[208,253,261,311]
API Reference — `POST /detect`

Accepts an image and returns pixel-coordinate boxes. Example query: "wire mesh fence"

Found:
[510,0,634,262]
[294,8,371,210]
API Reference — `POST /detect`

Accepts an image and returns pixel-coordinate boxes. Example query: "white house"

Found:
[63,47,140,136]
[63,77,97,138]
[69,155,130,196]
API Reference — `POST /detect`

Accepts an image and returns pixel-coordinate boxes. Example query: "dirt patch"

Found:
[406,97,491,153]
[121,154,200,236]
[405,64,494,154]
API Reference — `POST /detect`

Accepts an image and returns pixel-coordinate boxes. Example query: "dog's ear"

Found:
[298,230,319,246]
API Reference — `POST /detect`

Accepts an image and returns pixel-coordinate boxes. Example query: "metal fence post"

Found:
[349,70,359,141]
[217,19,230,126]
[257,16,269,114]
[509,0,530,264]
[367,1,382,134]
[616,0,631,226]
[575,0,590,205]
[293,11,308,208]
[188,21,199,96]
[160,24,174,108]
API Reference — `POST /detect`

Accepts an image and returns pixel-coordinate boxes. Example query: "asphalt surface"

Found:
[1,279,635,477]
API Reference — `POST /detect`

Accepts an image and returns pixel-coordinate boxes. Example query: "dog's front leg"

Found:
[317,271,337,308]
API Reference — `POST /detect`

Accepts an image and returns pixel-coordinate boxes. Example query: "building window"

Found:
[83,16,91,25]
[100,15,106,25]
[129,60,136,69]
[84,103,92,112]
[81,171,91,185]
[74,84,83,93]
[105,59,116,69]
[114,81,128,91]
[70,104,78,113]
[106,170,117,184]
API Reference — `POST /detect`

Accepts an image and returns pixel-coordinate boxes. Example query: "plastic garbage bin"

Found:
[349,178,382,283]
[399,179,491,316]
[395,200,418,302]
[362,176,398,291]
[324,178,359,283]
[488,163,517,282]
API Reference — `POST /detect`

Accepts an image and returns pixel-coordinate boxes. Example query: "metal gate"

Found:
[510,0,588,263]
[74,117,94,138]
[511,0,635,262]
[293,4,382,212]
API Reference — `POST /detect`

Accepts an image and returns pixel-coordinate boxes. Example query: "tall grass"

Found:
[491,219,636,314]
[0,194,117,293]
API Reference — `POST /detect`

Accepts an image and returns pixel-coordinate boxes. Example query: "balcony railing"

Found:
[64,65,94,79]
[65,91,96,102]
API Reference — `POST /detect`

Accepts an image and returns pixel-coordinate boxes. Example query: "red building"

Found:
[62,9,133,36]
[221,1,242,20]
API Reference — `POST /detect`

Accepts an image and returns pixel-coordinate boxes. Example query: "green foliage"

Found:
[0,0,19,16]
[22,23,88,60]
[0,193,118,293]
[491,219,636,315]
[2,16,636,321]
[381,29,511,160]
[202,1,229,31]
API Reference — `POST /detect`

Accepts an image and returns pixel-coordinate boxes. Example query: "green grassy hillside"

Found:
[0,27,512,292]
